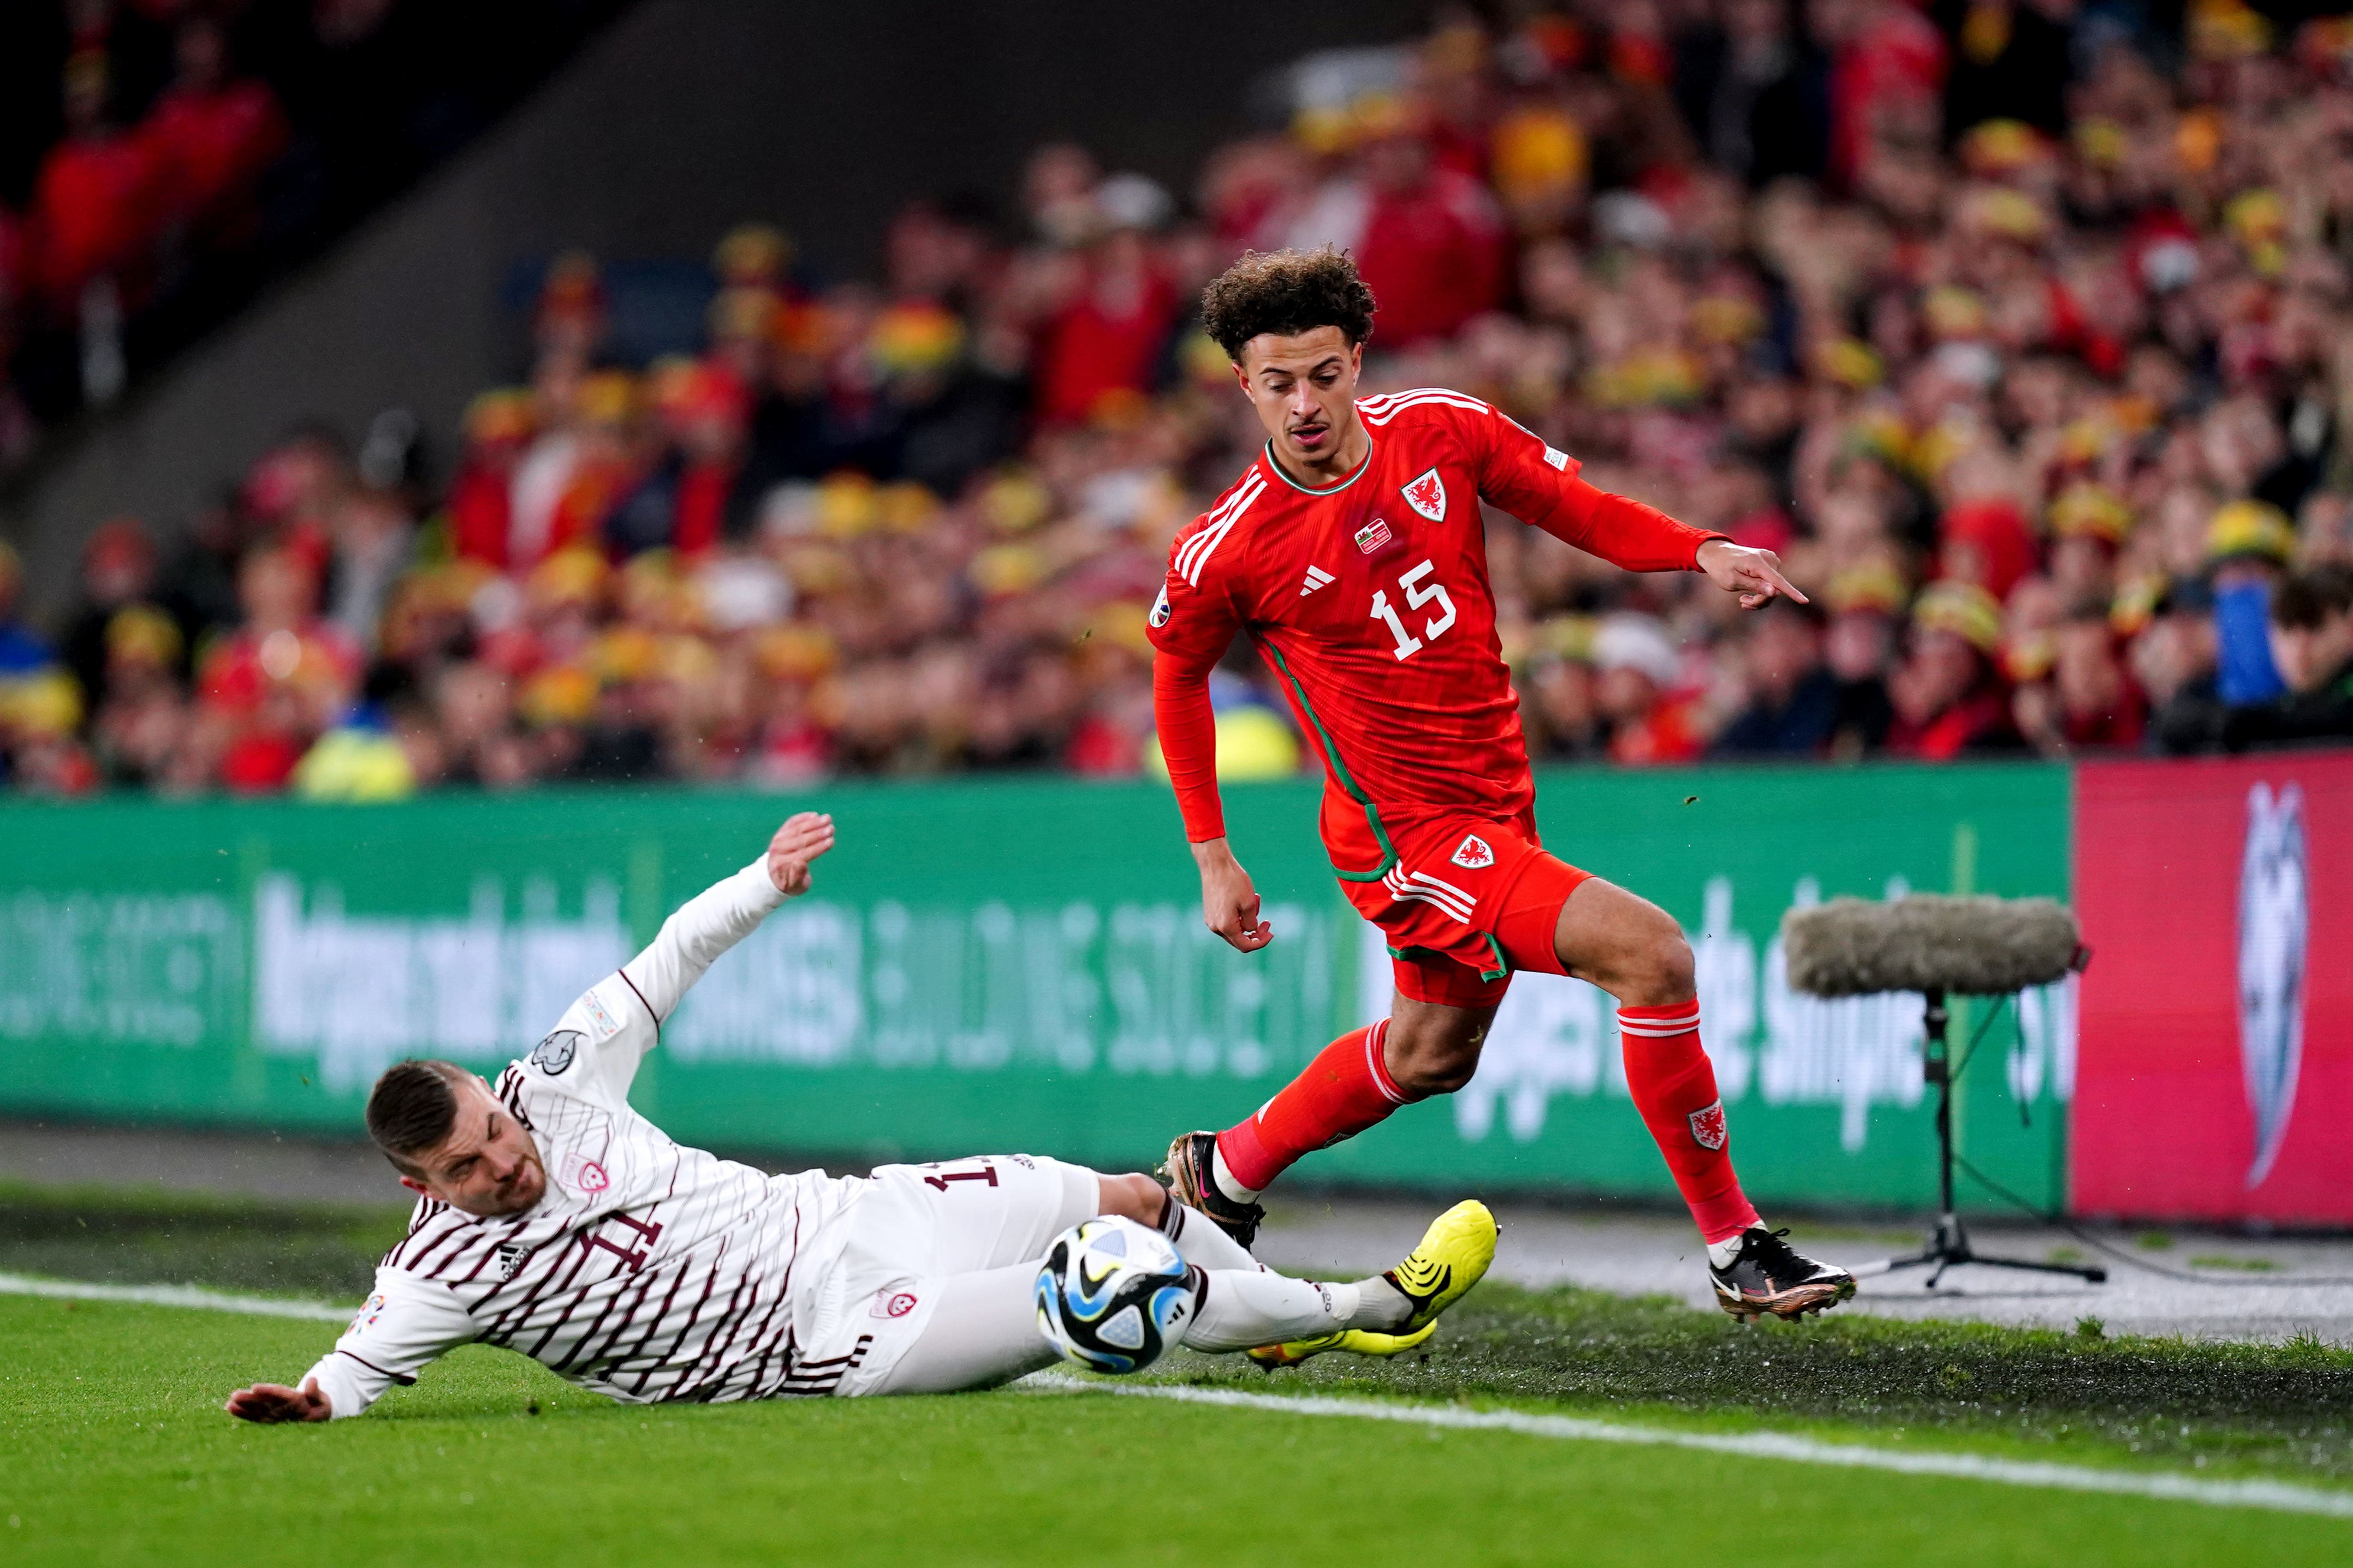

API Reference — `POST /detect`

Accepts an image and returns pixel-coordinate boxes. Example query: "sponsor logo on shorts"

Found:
[1689,1101,1728,1152]
[871,1289,920,1320]
[531,1029,582,1076]
[1401,468,1447,522]
[1451,834,1494,869]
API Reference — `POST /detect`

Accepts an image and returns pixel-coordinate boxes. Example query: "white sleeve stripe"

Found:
[1174,472,1263,581]
[1173,471,1266,585]
[1362,390,1492,427]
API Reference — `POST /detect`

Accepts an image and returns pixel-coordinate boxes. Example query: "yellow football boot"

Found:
[1385,1198,1498,1334]
[1246,1323,1436,1369]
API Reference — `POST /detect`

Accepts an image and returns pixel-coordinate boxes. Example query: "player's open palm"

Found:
[225,1377,330,1423]
[766,812,834,896]
[1696,538,1808,611]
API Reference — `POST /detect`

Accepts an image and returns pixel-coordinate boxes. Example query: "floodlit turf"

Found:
[1149,1281,2353,1480]
[7,1183,2352,1563]
[1,1295,2349,1568]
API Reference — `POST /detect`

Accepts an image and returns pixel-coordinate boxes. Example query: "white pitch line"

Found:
[13,1271,2346,1522]
[0,1272,353,1322]
[1075,1381,2353,1522]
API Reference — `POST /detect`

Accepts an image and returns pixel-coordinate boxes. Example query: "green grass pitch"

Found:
[5,1183,2352,1565]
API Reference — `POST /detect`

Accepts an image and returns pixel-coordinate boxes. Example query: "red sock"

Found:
[1619,1003,1759,1244]
[1216,1021,1408,1194]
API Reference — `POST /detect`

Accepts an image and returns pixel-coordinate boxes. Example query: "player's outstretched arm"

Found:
[622,812,834,1025]
[227,1272,475,1422]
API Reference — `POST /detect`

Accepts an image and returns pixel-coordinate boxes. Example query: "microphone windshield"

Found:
[1781,896,2082,998]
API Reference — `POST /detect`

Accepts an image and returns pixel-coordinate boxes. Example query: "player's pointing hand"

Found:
[766,812,834,896]
[1696,538,1808,611]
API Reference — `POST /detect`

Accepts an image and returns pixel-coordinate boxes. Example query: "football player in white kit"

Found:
[225,812,1497,1421]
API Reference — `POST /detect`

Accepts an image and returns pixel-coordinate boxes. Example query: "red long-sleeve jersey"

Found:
[1149,388,1722,868]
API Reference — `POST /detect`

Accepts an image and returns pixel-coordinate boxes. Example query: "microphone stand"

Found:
[1868,986,2107,1289]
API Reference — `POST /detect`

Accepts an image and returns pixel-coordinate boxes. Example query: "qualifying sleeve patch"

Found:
[579,987,623,1041]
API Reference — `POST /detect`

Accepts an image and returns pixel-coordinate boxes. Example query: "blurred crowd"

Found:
[7,0,2353,800]
[0,0,621,455]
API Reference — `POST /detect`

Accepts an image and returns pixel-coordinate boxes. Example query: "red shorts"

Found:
[1324,798,1592,1010]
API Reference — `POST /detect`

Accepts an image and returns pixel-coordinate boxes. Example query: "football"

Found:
[1033,1216,1195,1374]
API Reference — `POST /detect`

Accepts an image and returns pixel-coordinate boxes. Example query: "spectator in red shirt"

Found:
[1887,581,2021,758]
[449,390,535,569]
[1818,0,1947,190]
[196,546,360,791]
[1347,106,1507,345]
[2014,607,2146,755]
[1594,613,1708,765]
[1275,100,1507,347]
[139,18,289,237]
[1031,175,1180,425]
[31,52,162,313]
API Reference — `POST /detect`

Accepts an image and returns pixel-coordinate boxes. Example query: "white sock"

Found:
[1210,1143,1261,1203]
[1158,1200,1261,1272]
[1184,1270,1358,1352]
[1348,1273,1412,1331]
[1707,1229,1756,1269]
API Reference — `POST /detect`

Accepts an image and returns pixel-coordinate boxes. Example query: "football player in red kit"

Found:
[1150,248,1855,1321]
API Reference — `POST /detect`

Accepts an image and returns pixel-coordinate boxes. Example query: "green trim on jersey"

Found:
[1261,434,1375,496]
[1259,639,1397,881]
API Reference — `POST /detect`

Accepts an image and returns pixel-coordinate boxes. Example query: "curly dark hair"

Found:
[1199,246,1377,360]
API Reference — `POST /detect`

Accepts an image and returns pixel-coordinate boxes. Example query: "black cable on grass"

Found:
[1951,1150,2353,1289]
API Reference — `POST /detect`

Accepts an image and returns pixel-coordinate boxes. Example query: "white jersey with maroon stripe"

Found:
[304,859,876,1417]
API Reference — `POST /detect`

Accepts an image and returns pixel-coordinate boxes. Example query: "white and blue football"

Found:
[1034,1215,1193,1374]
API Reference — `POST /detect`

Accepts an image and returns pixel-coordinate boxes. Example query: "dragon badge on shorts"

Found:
[1451,834,1494,869]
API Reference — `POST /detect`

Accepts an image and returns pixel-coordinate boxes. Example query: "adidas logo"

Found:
[1299,565,1335,597]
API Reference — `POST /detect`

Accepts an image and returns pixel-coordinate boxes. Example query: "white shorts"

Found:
[797,1154,1101,1396]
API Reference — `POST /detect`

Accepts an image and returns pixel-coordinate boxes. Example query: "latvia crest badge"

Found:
[1450,833,1494,869]
[1401,467,1447,522]
[1687,1100,1728,1152]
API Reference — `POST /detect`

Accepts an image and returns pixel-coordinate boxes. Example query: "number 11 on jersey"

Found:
[1371,559,1457,661]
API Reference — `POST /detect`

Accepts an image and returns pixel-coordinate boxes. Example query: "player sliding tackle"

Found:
[1151,248,1854,1322]
[226,813,1496,1422]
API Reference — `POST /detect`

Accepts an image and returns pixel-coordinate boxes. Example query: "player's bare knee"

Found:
[1406,1051,1479,1096]
[1385,1034,1478,1098]
[1627,927,1696,1009]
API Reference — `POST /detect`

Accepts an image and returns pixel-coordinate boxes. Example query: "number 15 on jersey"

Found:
[1370,559,1457,661]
